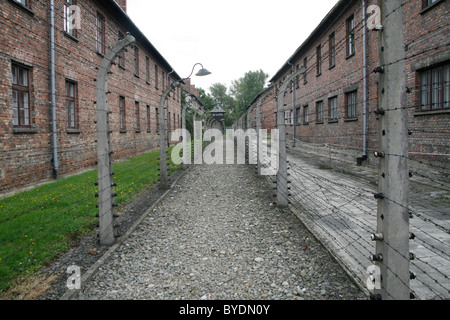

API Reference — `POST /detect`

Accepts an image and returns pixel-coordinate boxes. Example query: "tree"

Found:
[230,69,269,118]
[194,69,269,128]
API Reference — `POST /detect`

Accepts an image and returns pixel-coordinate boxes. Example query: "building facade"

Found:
[242,0,449,178]
[0,0,183,193]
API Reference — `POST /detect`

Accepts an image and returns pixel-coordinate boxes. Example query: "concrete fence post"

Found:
[276,70,301,207]
[96,34,135,246]
[373,0,410,300]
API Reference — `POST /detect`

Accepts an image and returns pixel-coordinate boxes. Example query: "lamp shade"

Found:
[195,68,212,77]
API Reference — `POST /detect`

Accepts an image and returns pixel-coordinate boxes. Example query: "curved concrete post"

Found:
[96,34,135,246]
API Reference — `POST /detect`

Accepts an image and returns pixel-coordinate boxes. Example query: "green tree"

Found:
[230,69,269,118]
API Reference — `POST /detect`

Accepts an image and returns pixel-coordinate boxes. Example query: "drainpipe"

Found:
[166,69,175,147]
[50,0,58,178]
[362,0,368,160]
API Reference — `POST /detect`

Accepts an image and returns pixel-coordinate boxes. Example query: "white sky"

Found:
[127,0,339,92]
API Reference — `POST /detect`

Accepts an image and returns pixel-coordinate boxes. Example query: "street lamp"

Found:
[159,63,211,190]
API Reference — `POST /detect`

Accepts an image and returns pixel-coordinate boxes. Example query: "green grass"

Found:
[0,147,181,291]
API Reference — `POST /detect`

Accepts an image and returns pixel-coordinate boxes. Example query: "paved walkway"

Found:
[286,146,450,300]
[74,160,366,300]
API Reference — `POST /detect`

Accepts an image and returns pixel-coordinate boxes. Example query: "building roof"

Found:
[269,0,353,83]
[246,84,274,111]
[97,0,182,82]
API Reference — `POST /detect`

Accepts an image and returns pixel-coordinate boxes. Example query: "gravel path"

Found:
[75,162,366,300]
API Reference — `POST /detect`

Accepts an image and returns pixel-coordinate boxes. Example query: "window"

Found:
[303,105,309,124]
[96,12,105,55]
[422,0,440,9]
[119,96,126,131]
[66,80,78,129]
[155,65,159,88]
[168,112,171,131]
[295,65,300,88]
[345,90,358,118]
[162,71,166,90]
[145,56,150,83]
[316,45,322,76]
[118,32,125,68]
[284,110,292,125]
[296,107,301,124]
[12,63,31,127]
[303,57,308,84]
[14,0,30,8]
[134,46,139,76]
[146,105,151,131]
[346,15,355,57]
[420,63,450,111]
[135,102,140,131]
[316,101,324,123]
[329,32,336,68]
[155,107,159,131]
[64,0,77,37]
[329,96,338,121]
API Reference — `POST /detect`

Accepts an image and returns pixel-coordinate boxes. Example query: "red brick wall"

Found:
[263,0,449,173]
[0,0,181,193]
[403,0,450,170]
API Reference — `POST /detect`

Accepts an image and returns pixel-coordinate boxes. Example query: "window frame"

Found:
[419,63,450,112]
[146,105,151,132]
[345,90,358,119]
[118,31,125,68]
[96,12,105,55]
[65,80,78,129]
[421,0,441,10]
[135,101,140,132]
[145,56,150,84]
[303,105,309,124]
[328,96,338,121]
[13,0,31,9]
[316,100,324,123]
[346,15,355,57]
[316,45,322,76]
[303,57,308,84]
[155,107,159,131]
[64,0,77,38]
[119,96,126,132]
[12,63,32,128]
[134,45,139,76]
[284,110,292,125]
[329,32,336,68]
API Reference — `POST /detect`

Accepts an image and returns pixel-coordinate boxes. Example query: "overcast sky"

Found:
[127,0,339,92]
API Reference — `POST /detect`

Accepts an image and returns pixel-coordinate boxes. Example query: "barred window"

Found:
[345,90,357,118]
[420,63,450,111]
[329,96,338,121]
[316,101,324,123]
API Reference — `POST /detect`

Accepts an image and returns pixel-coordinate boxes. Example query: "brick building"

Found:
[0,0,183,193]
[243,0,449,178]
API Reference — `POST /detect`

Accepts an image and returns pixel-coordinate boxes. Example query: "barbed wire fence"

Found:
[0,2,194,295]
[238,0,449,300]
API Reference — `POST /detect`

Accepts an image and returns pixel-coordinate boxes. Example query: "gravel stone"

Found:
[63,162,367,300]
